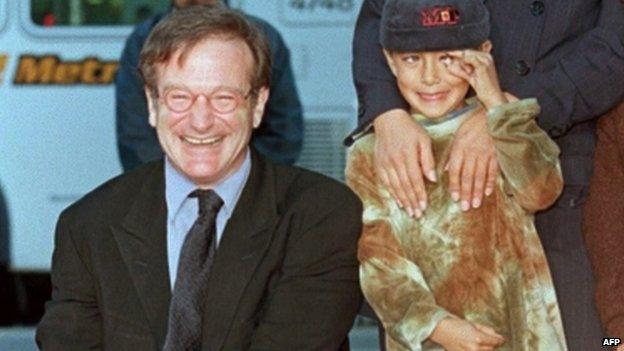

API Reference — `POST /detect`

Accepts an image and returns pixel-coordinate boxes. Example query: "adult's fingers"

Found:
[446,149,463,203]
[395,155,424,217]
[411,140,435,212]
[471,156,488,208]
[460,155,477,211]
[387,167,414,217]
[377,167,402,207]
[484,156,499,196]
[419,139,437,184]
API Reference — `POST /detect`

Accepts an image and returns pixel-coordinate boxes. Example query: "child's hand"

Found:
[445,49,507,110]
[429,317,505,351]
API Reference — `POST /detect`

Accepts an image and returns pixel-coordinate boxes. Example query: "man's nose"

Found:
[420,60,441,86]
[188,95,216,130]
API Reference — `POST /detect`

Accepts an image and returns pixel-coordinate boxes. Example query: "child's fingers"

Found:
[448,50,491,70]
[474,323,503,338]
[475,331,505,347]
[446,62,471,81]
[462,52,487,69]
[473,323,505,344]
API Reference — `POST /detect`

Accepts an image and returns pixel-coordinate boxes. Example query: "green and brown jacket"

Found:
[346,99,567,351]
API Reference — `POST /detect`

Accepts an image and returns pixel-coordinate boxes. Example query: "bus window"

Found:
[30,0,170,26]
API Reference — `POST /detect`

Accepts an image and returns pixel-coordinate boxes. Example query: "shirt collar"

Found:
[165,148,251,220]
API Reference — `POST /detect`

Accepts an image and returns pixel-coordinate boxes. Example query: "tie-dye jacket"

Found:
[346,99,567,351]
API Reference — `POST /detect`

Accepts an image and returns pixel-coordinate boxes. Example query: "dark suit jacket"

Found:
[36,152,363,350]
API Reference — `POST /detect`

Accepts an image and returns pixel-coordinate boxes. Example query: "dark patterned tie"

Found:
[163,189,223,351]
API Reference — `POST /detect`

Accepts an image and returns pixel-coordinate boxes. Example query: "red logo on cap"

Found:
[421,6,460,27]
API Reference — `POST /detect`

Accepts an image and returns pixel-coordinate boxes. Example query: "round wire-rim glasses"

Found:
[159,87,255,114]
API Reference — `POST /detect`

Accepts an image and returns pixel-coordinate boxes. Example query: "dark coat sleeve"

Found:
[582,102,624,339]
[249,186,363,350]
[512,0,624,137]
[36,210,103,350]
[351,0,408,136]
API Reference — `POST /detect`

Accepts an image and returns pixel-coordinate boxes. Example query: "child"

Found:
[345,0,568,350]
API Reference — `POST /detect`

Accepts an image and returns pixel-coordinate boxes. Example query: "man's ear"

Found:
[145,87,157,127]
[383,49,398,77]
[251,87,269,129]
[480,40,493,54]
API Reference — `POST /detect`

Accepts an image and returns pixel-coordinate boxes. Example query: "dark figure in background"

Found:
[0,183,14,325]
[116,0,303,170]
[583,102,624,351]
[348,1,624,350]
[37,6,361,350]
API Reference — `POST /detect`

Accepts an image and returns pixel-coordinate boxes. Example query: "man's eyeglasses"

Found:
[158,87,254,114]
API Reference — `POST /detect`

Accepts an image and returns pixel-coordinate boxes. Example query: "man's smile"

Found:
[182,135,224,145]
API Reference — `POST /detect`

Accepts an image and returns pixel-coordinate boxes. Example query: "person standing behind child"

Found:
[346,1,567,350]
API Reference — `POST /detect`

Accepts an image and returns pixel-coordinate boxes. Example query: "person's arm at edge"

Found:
[583,104,624,340]
[352,0,409,131]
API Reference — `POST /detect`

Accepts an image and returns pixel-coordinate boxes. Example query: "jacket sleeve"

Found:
[582,103,624,339]
[512,0,624,137]
[487,99,564,212]
[345,139,451,350]
[36,211,103,350]
[352,0,409,132]
[114,22,163,172]
[250,20,304,165]
[248,186,363,350]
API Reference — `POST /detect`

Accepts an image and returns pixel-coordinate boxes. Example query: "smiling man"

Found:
[36,6,362,351]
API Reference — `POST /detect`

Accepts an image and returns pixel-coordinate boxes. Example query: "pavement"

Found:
[0,325,380,350]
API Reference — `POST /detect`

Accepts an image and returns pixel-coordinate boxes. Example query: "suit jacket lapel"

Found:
[202,151,280,350]
[111,162,171,348]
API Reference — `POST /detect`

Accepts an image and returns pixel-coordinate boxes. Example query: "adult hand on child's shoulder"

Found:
[429,317,505,351]
[373,109,436,218]
[447,107,499,212]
